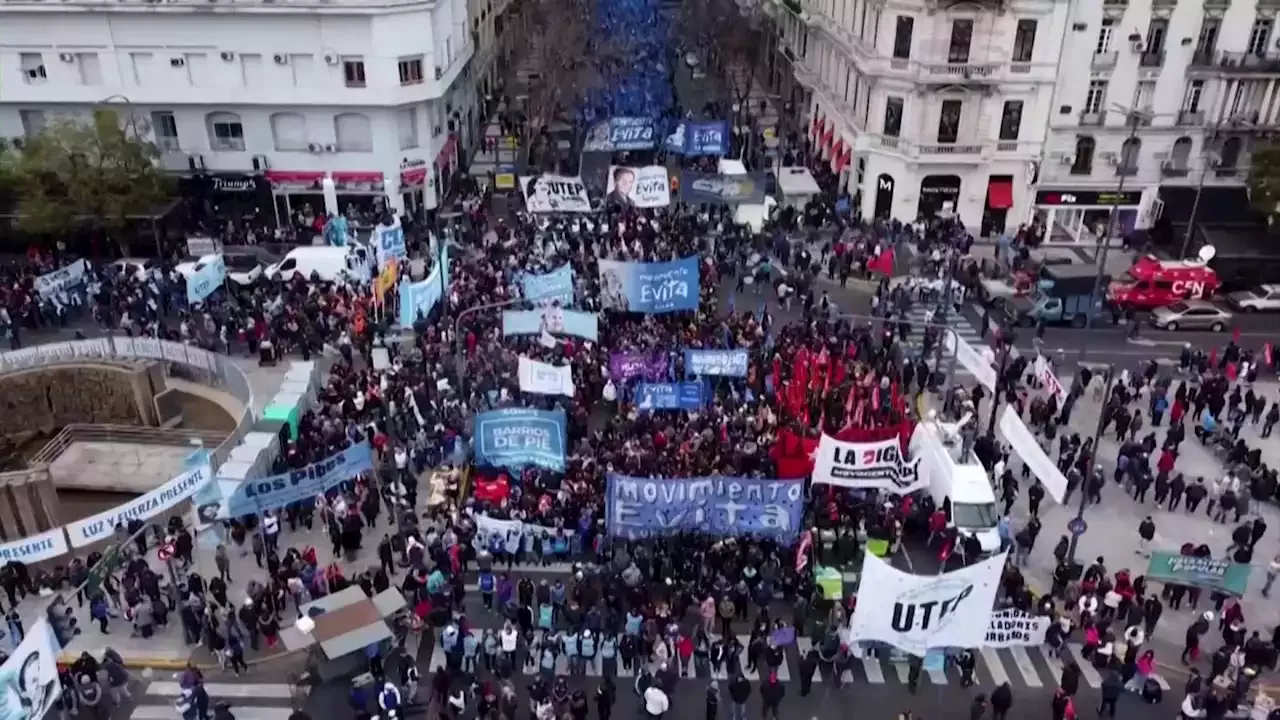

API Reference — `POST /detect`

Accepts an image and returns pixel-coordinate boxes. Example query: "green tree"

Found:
[1248,141,1280,222]
[12,110,169,248]
[679,0,767,120]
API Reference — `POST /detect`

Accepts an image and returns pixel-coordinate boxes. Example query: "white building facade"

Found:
[1037,0,1274,244]
[771,0,1072,233]
[0,0,502,225]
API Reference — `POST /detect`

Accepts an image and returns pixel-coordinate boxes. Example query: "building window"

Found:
[937,99,962,143]
[1096,18,1115,54]
[999,100,1023,141]
[948,19,973,63]
[19,110,46,138]
[19,53,46,84]
[893,16,913,59]
[334,113,373,152]
[1134,80,1156,111]
[1171,137,1193,170]
[1146,19,1168,54]
[151,111,179,151]
[1085,80,1108,113]
[399,56,425,85]
[270,112,309,151]
[1072,136,1095,175]
[1012,19,1037,62]
[1221,136,1243,167]
[883,96,904,137]
[76,53,103,86]
[398,107,419,150]
[1249,17,1273,57]
[1197,18,1220,57]
[343,58,367,87]
[1119,136,1142,171]
[206,111,245,152]
[1183,80,1204,111]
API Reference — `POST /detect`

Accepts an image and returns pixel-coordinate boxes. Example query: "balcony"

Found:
[1103,0,1128,6]
[1188,50,1280,74]
[879,136,903,149]
[996,141,1020,152]
[1162,163,1191,178]
[1115,164,1139,177]
[1215,166,1245,179]
[1092,51,1119,69]
[919,143,984,155]
[1139,50,1166,68]
[920,62,999,82]
[1203,0,1230,9]
[1152,0,1177,7]
[1178,110,1205,126]
[1080,111,1105,126]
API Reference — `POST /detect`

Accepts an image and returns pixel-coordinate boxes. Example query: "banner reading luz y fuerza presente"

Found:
[219,443,375,519]
[848,551,1006,656]
[605,474,803,541]
[606,166,671,208]
[475,408,568,472]
[598,257,699,314]
[522,175,592,213]
[68,464,212,547]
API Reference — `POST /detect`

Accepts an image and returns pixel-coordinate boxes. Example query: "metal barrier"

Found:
[0,336,256,564]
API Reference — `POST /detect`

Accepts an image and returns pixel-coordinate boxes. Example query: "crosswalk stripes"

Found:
[902,301,985,355]
[129,681,296,720]
[426,634,1172,691]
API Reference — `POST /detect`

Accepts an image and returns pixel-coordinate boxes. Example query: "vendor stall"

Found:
[279,586,408,681]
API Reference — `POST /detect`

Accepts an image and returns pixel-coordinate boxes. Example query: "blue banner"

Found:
[475,408,568,471]
[584,117,657,152]
[597,257,699,314]
[375,221,407,268]
[665,121,729,156]
[399,249,451,325]
[502,308,599,342]
[187,255,226,304]
[605,474,804,540]
[520,265,574,306]
[635,382,703,410]
[221,442,375,518]
[684,349,750,377]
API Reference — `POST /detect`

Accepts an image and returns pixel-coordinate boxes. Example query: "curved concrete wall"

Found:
[0,362,156,436]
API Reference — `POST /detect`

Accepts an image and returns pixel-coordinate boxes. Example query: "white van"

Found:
[909,421,1002,553]
[265,246,373,284]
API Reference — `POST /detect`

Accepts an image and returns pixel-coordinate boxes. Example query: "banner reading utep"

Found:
[684,348,749,377]
[635,382,703,411]
[475,408,568,471]
[680,172,769,205]
[606,166,671,208]
[598,257,700,314]
[605,474,803,540]
[186,255,226,304]
[521,175,592,213]
[609,352,668,381]
[583,117,657,152]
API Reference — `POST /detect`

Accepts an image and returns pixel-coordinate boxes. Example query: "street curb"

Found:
[65,646,305,673]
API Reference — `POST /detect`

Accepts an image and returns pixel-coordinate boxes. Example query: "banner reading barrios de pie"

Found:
[606,166,671,208]
[521,174,592,213]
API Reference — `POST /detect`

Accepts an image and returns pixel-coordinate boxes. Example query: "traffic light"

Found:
[45,595,80,648]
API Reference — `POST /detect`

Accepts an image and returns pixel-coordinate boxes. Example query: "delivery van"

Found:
[265,246,373,284]
[909,421,1002,553]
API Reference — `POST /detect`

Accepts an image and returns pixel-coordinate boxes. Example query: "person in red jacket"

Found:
[676,633,694,677]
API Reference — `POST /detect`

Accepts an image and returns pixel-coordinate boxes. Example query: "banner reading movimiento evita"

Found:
[598,257,700,314]
[605,474,804,540]
[475,408,568,471]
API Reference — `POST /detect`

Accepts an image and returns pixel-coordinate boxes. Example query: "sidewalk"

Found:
[931,375,1280,680]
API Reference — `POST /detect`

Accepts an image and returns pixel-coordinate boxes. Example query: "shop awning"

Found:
[987,179,1013,210]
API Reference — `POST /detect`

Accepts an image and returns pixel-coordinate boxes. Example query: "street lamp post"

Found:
[1067,364,1115,564]
[453,296,528,397]
[99,94,141,140]
[1179,135,1224,259]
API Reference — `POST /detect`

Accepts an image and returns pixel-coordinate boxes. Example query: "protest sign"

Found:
[635,382,703,410]
[34,259,90,298]
[680,173,768,205]
[475,408,568,471]
[606,166,671,208]
[502,308,599,342]
[609,352,668,381]
[521,175,592,213]
[186,255,226,304]
[220,443,375,519]
[606,474,803,540]
[521,265,574,306]
[684,349,749,377]
[598,257,700,314]
[984,609,1051,647]
[583,117,657,152]
[518,356,575,397]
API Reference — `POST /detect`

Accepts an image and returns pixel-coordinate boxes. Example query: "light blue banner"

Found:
[187,255,226,304]
[635,382,703,410]
[685,349,750,377]
[598,257,699,314]
[375,222,406,268]
[605,474,804,540]
[475,408,567,471]
[520,265,574,306]
[502,308,599,342]
[399,249,451,325]
[221,442,375,518]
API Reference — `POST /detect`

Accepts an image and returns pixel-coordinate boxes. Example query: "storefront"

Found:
[399,159,432,222]
[266,170,388,231]
[918,175,961,219]
[1033,188,1144,245]
[981,175,1014,238]
[434,133,461,210]
[178,172,274,229]
[873,173,896,220]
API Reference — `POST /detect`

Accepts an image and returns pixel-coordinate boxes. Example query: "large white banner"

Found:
[999,407,1068,503]
[984,608,1051,647]
[812,435,924,494]
[0,618,63,720]
[470,514,566,554]
[946,333,997,392]
[518,356,575,397]
[67,464,211,547]
[1034,354,1068,405]
[33,259,90,299]
[0,529,69,564]
[848,551,1006,656]
[606,166,671,208]
[521,175,592,213]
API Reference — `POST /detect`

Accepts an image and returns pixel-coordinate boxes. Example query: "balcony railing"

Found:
[1103,0,1128,6]
[1162,164,1191,178]
[1080,111,1105,126]
[921,62,998,80]
[1178,110,1205,125]
[1116,164,1139,177]
[1216,166,1244,178]
[996,141,1020,152]
[1093,51,1119,69]
[1139,50,1166,68]
[919,143,983,154]
[1189,50,1280,72]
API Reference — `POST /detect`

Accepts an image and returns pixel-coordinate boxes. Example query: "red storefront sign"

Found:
[435,133,459,169]
[401,167,428,188]
[331,171,384,192]
[264,170,324,191]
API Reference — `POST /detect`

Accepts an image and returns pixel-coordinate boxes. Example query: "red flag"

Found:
[771,429,819,478]
[1266,343,1274,367]
[795,530,813,574]
[868,246,895,276]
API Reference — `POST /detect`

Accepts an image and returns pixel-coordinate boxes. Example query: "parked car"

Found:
[1226,284,1280,312]
[1150,300,1233,332]
[111,257,156,282]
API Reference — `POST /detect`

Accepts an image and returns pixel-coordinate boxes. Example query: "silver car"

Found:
[1150,300,1233,332]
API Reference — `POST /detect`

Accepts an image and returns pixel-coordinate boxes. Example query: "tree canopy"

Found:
[1248,141,1280,221]
[678,0,766,114]
[8,111,170,238]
